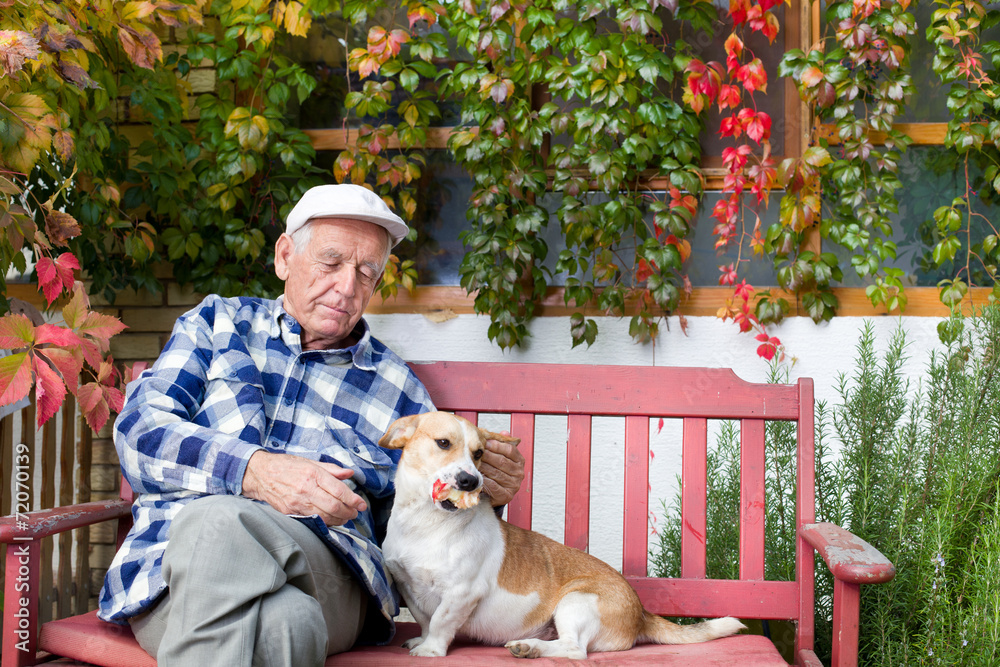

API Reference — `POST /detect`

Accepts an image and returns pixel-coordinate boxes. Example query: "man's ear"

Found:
[479,429,520,447]
[274,234,293,281]
[379,414,420,449]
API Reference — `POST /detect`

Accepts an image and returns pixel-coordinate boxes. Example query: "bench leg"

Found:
[3,539,40,667]
[831,578,860,667]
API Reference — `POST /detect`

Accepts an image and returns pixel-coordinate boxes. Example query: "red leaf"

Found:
[717,84,742,110]
[720,115,742,138]
[729,0,750,24]
[78,337,104,369]
[746,111,772,143]
[78,382,111,433]
[0,313,35,349]
[718,263,738,286]
[97,358,118,385]
[105,385,125,414]
[77,310,128,341]
[35,252,80,305]
[757,343,777,361]
[37,347,83,394]
[738,59,768,94]
[756,332,770,342]
[801,66,824,88]
[0,351,33,407]
[122,361,150,385]
[34,323,81,347]
[34,354,67,427]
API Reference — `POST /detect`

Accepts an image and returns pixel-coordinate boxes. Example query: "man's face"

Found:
[274,217,388,351]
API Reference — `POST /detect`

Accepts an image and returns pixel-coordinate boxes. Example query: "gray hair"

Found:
[289,220,393,273]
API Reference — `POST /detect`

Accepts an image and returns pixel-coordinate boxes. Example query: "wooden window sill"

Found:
[367,286,991,318]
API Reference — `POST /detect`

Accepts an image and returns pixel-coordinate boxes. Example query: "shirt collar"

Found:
[272,296,376,371]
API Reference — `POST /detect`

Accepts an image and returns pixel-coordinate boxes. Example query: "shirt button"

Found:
[284,396,294,406]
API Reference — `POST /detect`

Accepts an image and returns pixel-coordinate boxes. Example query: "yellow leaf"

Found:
[250,115,269,149]
[272,0,287,24]
[121,1,158,21]
[283,1,311,37]
[224,107,251,138]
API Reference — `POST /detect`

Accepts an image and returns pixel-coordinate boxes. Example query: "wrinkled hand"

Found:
[242,450,367,526]
[480,433,525,507]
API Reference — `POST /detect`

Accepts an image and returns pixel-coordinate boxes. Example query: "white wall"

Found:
[368,313,946,571]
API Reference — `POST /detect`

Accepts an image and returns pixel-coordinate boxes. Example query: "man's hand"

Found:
[242,450,367,526]
[480,434,525,507]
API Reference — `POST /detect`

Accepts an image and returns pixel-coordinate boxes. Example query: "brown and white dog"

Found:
[379,412,745,659]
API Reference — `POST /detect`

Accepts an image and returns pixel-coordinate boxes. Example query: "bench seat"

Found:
[38,611,786,666]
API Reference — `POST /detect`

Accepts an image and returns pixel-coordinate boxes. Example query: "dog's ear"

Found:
[380,415,419,449]
[478,429,521,447]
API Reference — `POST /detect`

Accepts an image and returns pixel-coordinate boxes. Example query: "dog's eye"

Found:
[472,449,484,460]
[435,439,451,450]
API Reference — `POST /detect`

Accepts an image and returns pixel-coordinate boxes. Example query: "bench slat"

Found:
[740,419,766,580]
[565,415,591,552]
[508,413,535,530]
[628,577,800,620]
[681,417,708,579]
[411,362,802,419]
[622,416,649,577]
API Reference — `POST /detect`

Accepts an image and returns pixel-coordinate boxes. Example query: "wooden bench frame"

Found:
[2,362,894,666]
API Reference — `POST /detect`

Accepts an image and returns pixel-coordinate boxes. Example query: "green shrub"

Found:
[651,304,1000,666]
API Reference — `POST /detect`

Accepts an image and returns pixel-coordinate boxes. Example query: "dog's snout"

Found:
[455,471,480,492]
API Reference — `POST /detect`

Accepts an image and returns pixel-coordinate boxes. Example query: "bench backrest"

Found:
[409,362,816,647]
[116,361,816,649]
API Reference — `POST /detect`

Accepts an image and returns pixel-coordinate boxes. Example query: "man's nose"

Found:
[333,265,357,297]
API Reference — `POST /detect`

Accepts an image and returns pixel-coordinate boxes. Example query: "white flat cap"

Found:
[285,184,409,247]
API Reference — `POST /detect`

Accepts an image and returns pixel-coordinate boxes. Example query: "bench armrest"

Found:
[800,522,895,584]
[0,499,131,543]
[800,522,894,667]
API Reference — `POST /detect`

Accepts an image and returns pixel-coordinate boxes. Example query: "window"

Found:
[285,1,979,318]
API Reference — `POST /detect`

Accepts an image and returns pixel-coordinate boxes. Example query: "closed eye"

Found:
[435,439,451,450]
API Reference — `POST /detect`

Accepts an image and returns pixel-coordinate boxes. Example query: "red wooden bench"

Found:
[2,362,894,666]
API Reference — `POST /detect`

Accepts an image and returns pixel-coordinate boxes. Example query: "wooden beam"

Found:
[817,122,949,146]
[8,282,991,319]
[368,285,995,318]
[303,126,462,151]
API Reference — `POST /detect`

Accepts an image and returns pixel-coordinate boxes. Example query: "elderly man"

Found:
[99,184,525,665]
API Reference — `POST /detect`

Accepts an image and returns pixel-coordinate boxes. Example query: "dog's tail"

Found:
[639,613,745,645]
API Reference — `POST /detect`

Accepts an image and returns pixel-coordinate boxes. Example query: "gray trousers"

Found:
[129,495,367,667]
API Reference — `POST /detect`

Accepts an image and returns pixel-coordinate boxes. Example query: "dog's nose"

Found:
[455,471,480,492]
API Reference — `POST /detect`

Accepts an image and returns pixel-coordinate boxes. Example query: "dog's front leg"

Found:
[406,593,479,657]
[399,600,432,651]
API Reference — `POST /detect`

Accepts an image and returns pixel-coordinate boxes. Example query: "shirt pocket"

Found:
[195,354,266,441]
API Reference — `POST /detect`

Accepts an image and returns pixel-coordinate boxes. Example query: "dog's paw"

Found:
[401,637,424,650]
[505,640,541,659]
[409,642,447,657]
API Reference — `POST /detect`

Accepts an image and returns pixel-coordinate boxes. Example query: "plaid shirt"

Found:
[98,295,433,643]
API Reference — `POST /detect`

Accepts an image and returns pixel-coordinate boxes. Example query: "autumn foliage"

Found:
[0,1,204,430]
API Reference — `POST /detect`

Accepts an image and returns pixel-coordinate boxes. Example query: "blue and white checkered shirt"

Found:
[98,295,433,642]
